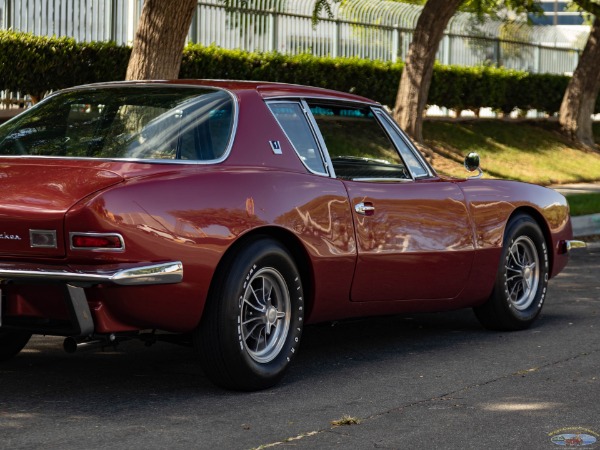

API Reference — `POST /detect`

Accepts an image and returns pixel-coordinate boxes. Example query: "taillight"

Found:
[70,233,125,251]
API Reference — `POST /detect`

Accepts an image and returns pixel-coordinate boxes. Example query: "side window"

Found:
[308,103,409,181]
[267,102,327,174]
[374,110,430,178]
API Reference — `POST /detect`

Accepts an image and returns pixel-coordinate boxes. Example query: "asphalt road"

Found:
[1,246,599,450]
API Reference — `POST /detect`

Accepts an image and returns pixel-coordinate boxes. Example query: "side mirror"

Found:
[464,152,483,179]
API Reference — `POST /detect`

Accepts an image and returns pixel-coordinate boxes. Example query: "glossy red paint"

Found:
[0,162,122,257]
[0,80,575,355]
[347,177,474,302]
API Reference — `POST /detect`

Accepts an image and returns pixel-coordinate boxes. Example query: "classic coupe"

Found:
[0,80,582,390]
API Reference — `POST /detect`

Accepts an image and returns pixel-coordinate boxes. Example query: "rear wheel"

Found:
[474,214,549,331]
[195,238,304,390]
[0,330,32,361]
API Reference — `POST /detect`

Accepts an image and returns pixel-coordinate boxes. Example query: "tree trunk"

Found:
[125,0,198,80]
[558,17,600,148]
[392,0,462,143]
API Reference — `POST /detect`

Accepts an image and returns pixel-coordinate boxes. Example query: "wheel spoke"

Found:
[506,274,521,283]
[250,286,267,310]
[517,246,526,266]
[242,316,263,327]
[244,297,265,313]
[239,267,292,363]
[254,329,261,352]
[245,321,263,339]
[508,280,521,300]
[503,235,543,310]
[509,246,524,269]
[263,277,274,308]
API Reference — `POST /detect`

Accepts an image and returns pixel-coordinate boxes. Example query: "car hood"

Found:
[0,163,123,257]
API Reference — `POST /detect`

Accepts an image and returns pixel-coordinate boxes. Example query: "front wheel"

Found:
[0,330,32,361]
[195,238,304,390]
[474,214,549,331]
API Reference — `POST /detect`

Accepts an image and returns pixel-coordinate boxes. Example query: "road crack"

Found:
[251,347,600,449]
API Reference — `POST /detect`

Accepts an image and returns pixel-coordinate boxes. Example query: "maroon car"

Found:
[0,80,582,390]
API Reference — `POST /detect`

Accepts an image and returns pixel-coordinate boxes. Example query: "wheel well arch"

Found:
[506,206,555,275]
[209,226,315,320]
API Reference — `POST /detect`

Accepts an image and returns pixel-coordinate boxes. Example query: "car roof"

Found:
[67,79,379,105]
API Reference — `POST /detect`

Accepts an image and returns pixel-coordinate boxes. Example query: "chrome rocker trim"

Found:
[0,261,183,286]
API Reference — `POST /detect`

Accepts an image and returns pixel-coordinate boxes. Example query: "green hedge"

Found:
[0,30,590,114]
[0,31,130,99]
[180,46,400,106]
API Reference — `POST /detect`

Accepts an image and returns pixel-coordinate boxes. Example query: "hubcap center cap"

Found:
[266,306,278,324]
[523,266,532,279]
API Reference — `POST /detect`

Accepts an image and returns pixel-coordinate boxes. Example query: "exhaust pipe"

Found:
[63,334,116,354]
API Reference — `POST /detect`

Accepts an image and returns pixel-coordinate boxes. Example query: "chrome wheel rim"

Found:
[504,236,540,311]
[240,267,291,363]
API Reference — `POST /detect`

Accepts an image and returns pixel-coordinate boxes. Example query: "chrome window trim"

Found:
[372,108,434,179]
[263,94,379,107]
[350,177,414,183]
[300,99,337,179]
[0,84,238,166]
[69,232,126,252]
[265,100,330,177]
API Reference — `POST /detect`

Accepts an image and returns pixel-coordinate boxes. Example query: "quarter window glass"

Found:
[375,110,429,178]
[309,104,409,181]
[267,102,326,174]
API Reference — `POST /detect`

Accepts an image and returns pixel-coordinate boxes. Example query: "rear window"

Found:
[0,86,234,161]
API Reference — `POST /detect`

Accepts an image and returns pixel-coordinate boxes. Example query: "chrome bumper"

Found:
[0,261,183,337]
[565,240,587,252]
[0,261,183,286]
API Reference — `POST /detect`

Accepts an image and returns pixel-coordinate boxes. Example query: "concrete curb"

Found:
[572,213,600,238]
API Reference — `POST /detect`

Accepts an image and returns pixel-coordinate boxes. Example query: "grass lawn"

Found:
[423,119,600,186]
[564,192,600,216]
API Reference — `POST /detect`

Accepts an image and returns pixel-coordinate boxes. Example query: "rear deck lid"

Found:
[0,163,122,257]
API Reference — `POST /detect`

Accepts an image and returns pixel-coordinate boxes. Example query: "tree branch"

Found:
[573,0,600,17]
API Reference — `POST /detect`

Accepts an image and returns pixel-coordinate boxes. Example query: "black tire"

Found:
[474,214,549,331]
[195,238,304,391]
[0,330,32,361]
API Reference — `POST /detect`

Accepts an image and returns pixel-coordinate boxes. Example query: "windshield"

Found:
[0,86,235,161]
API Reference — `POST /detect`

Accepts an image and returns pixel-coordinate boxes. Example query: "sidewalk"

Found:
[550,182,600,240]
[0,108,25,124]
[550,181,600,195]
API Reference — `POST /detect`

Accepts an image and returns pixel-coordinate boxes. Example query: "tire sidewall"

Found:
[497,216,549,324]
[0,330,32,361]
[220,239,304,386]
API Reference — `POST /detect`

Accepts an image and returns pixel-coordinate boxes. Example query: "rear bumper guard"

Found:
[1,284,95,337]
[0,261,183,337]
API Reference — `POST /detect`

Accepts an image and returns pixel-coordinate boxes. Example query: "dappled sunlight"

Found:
[424,120,600,184]
[0,412,38,429]
[480,401,561,412]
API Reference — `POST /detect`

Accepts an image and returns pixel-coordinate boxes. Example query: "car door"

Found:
[307,101,476,302]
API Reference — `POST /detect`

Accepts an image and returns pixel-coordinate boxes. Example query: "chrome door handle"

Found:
[355,202,375,216]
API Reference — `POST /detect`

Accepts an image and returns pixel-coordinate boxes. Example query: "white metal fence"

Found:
[0,0,588,108]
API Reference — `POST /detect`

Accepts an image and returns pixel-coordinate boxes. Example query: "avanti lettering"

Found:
[0,232,22,241]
